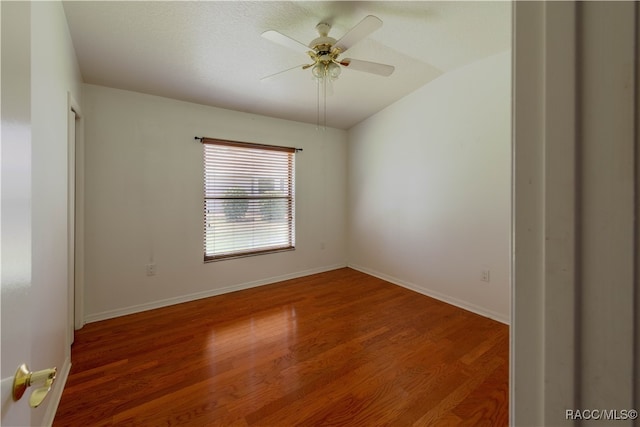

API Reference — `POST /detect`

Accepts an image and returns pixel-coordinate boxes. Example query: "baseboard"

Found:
[43,356,71,427]
[84,263,347,324]
[348,263,510,325]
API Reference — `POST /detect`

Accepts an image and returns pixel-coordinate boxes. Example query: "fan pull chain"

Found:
[323,75,327,130]
[316,74,327,131]
[316,77,321,130]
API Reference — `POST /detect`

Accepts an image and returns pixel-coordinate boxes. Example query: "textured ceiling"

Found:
[63,1,511,130]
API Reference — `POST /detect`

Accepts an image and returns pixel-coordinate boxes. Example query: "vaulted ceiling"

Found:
[62,1,511,129]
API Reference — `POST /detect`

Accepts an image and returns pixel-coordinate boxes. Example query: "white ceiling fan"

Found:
[261,15,395,82]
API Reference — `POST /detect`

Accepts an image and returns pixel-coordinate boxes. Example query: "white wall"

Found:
[347,51,511,323]
[31,1,83,425]
[82,85,347,321]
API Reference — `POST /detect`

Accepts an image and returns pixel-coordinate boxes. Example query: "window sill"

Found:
[204,246,295,263]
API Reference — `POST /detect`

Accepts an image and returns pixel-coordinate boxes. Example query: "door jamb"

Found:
[67,92,84,344]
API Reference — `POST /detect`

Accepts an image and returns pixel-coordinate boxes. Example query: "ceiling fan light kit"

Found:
[311,61,341,80]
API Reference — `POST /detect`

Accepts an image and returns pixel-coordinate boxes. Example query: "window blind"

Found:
[203,138,295,261]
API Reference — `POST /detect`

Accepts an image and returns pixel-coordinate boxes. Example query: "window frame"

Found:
[201,137,296,262]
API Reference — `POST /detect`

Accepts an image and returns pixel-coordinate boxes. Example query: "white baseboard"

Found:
[43,356,71,427]
[84,263,347,324]
[348,263,510,325]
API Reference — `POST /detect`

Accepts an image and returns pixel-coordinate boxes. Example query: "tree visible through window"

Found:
[202,138,295,261]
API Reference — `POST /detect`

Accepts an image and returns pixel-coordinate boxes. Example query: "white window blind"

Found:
[203,138,295,261]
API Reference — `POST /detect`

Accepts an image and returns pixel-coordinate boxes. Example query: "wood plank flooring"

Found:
[53,268,509,426]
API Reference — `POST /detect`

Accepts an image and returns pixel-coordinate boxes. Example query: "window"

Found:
[203,138,295,261]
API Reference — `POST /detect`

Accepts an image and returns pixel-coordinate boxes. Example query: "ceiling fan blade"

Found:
[261,30,310,54]
[260,64,308,82]
[340,58,394,77]
[333,15,382,53]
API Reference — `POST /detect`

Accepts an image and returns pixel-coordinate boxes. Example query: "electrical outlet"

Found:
[481,269,490,282]
[146,263,157,276]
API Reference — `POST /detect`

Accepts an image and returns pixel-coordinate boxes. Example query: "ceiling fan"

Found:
[261,15,395,82]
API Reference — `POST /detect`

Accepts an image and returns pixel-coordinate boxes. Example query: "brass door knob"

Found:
[12,364,57,408]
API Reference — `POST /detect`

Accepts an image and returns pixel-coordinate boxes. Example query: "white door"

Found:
[1,2,34,426]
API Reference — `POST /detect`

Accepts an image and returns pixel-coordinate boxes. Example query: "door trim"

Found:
[68,92,84,338]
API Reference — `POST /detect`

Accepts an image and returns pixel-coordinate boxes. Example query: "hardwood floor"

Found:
[54,268,509,426]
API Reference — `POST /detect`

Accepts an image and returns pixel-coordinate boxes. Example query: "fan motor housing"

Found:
[310,22,336,54]
[309,37,336,53]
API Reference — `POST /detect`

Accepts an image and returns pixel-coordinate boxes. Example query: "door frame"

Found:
[511,2,639,424]
[67,92,84,348]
